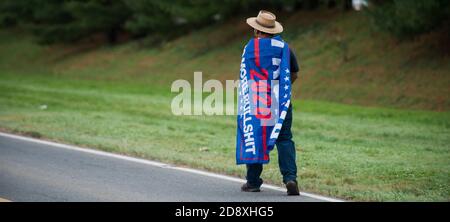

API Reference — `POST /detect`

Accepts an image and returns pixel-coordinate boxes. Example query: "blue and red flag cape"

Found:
[236,35,291,165]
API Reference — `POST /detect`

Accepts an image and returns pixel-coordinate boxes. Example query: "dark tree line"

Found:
[0,0,448,44]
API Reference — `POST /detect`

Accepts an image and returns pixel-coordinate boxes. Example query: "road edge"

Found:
[0,132,344,202]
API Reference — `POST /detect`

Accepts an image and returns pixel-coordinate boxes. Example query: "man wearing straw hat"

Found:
[236,10,300,196]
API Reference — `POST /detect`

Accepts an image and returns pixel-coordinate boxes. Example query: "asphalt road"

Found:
[0,133,337,202]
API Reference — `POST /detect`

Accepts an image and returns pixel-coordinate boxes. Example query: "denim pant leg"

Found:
[276,105,297,184]
[246,164,263,188]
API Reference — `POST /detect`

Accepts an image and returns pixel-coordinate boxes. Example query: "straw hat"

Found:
[246,10,283,34]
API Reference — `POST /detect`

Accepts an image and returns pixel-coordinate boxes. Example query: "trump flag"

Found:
[236,35,291,165]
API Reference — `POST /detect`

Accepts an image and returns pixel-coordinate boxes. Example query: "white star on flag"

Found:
[284,94,288,98]
[285,68,290,74]
[284,76,290,81]
[284,84,289,90]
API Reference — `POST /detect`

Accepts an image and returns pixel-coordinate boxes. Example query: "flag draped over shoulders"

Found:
[236,36,291,165]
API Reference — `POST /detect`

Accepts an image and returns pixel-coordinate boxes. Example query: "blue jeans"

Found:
[246,105,297,187]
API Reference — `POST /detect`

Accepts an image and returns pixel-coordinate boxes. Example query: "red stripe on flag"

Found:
[255,38,268,161]
[254,38,260,67]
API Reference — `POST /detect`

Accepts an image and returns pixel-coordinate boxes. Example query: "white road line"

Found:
[0,132,344,202]
[0,197,11,202]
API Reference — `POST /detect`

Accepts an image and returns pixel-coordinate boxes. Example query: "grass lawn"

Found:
[0,73,448,201]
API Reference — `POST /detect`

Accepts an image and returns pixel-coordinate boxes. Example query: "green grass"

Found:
[0,73,449,201]
[0,10,449,201]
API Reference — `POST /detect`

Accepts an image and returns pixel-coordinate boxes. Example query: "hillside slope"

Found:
[1,10,448,111]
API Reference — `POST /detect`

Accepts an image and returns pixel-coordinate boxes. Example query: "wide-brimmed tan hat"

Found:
[246,10,283,34]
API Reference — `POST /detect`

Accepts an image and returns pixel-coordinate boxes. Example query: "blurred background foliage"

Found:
[2,0,447,44]
[368,0,450,38]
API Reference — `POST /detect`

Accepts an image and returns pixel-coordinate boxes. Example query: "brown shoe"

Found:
[286,180,300,196]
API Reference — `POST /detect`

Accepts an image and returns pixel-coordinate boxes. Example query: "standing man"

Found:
[236,10,300,196]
